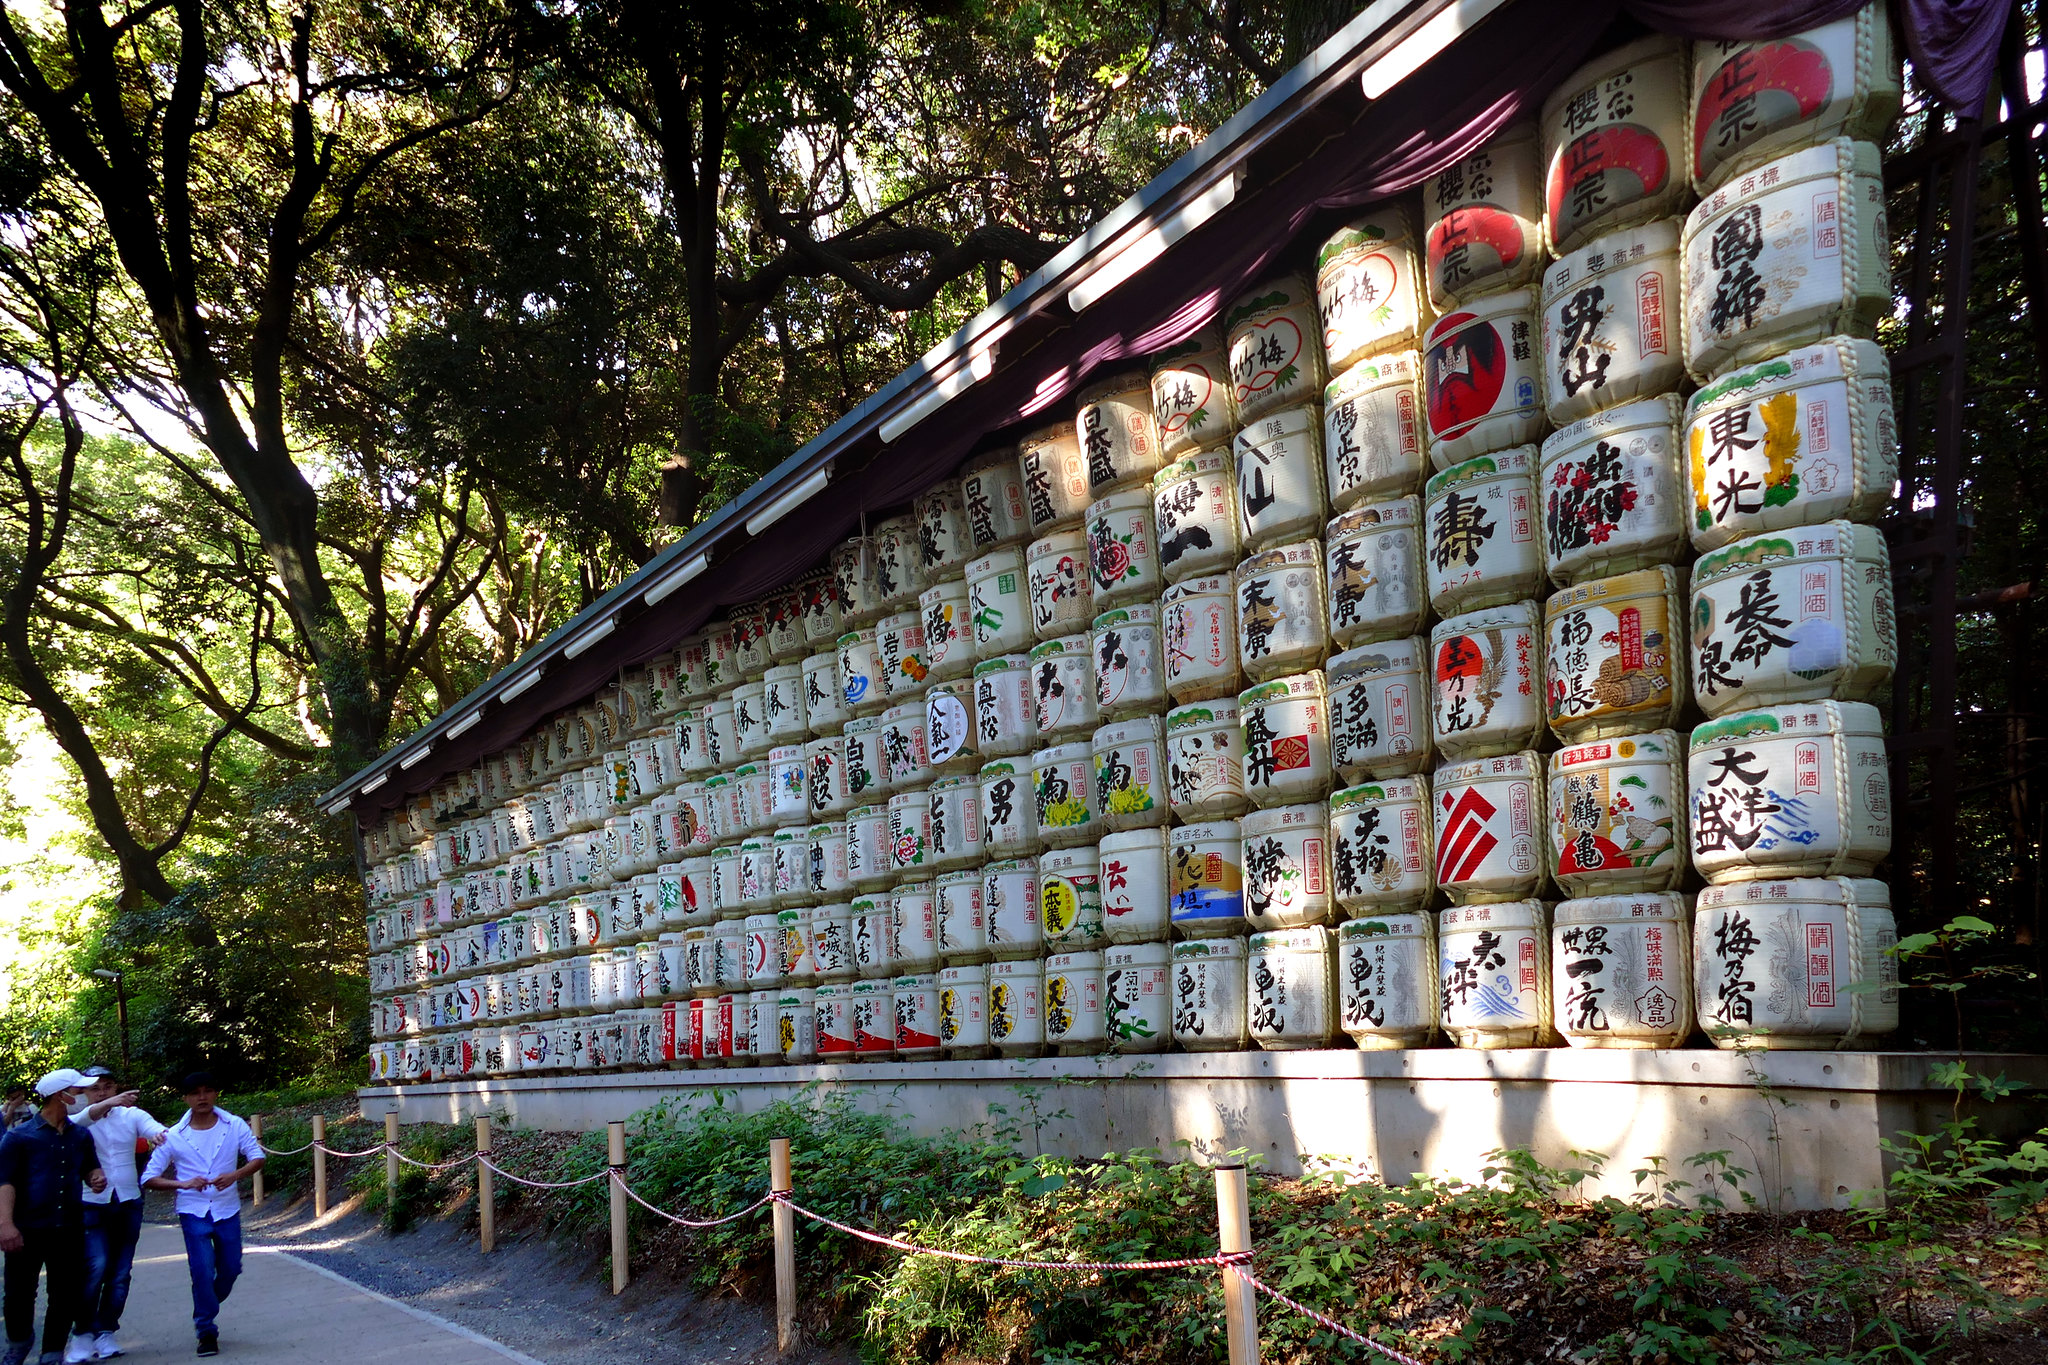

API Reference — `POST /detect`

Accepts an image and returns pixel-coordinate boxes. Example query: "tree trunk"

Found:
[1282,0,1362,68]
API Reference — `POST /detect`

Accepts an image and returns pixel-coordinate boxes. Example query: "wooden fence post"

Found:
[608,1120,629,1294]
[312,1115,328,1217]
[250,1115,265,1207]
[771,1138,795,1353]
[1215,1164,1258,1365]
[476,1116,495,1254]
[384,1110,400,1220]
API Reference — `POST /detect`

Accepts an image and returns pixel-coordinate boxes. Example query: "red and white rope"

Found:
[256,1140,317,1156]
[314,1139,394,1159]
[610,1171,776,1228]
[391,1148,480,1173]
[1240,1269,1429,1365]
[475,1153,610,1189]
[778,1195,1251,1273]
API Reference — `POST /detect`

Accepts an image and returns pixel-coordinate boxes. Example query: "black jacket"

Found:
[0,1112,103,1230]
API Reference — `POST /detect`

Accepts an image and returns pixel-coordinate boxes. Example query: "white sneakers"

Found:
[93,1336,123,1360]
[60,1337,94,1365]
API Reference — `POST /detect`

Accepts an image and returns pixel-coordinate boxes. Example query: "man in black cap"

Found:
[0,1071,106,1365]
[140,1074,262,1358]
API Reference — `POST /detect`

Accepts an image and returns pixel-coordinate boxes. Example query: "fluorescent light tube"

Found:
[358,773,389,795]
[1067,175,1240,312]
[1359,0,1508,100]
[643,552,709,605]
[745,465,833,535]
[398,744,434,770]
[497,669,543,703]
[445,710,482,740]
[563,616,618,659]
[880,365,981,444]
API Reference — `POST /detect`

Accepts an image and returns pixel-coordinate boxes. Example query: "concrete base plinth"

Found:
[360,1049,2048,1210]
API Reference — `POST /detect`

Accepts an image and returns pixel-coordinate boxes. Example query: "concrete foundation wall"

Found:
[361,1049,2048,1211]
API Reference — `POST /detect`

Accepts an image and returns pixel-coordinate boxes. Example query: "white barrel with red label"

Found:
[1162,574,1241,704]
[977,759,1037,859]
[919,577,975,685]
[812,981,854,1063]
[1544,565,1687,742]
[1234,405,1328,552]
[1099,827,1169,943]
[1430,600,1546,761]
[965,547,1032,659]
[1425,122,1544,308]
[881,701,933,791]
[845,804,891,893]
[799,569,843,653]
[1033,740,1104,848]
[1425,446,1542,617]
[1690,520,1894,717]
[1226,274,1326,423]
[936,867,988,964]
[837,630,885,719]
[840,716,885,805]
[805,824,850,906]
[1424,290,1544,469]
[876,612,929,707]
[915,479,975,585]
[1075,371,1163,496]
[1240,801,1334,930]
[1331,777,1435,914]
[1433,751,1546,904]
[1093,715,1166,833]
[1104,941,1171,1052]
[928,774,985,872]
[885,787,932,880]
[1237,671,1334,809]
[1028,634,1097,741]
[1326,496,1427,649]
[892,881,940,973]
[1693,875,1897,1048]
[1687,701,1891,883]
[1026,530,1091,642]
[1328,639,1432,782]
[1337,912,1438,1049]
[970,654,1035,760]
[1247,926,1339,1050]
[805,735,850,821]
[1043,949,1107,1055]
[1551,892,1692,1048]
[799,652,846,738]
[777,987,817,1063]
[850,892,895,981]
[1316,208,1432,373]
[1092,605,1164,721]
[988,957,1045,1057]
[1165,700,1250,822]
[938,963,991,1058]
[1540,395,1687,585]
[1539,218,1683,427]
[1541,35,1688,255]
[1153,449,1238,584]
[1235,540,1327,683]
[1171,938,1249,1051]
[1170,819,1246,938]
[1086,487,1160,610]
[1149,329,1238,459]
[1324,351,1426,512]
[1549,730,1686,896]
[850,979,895,1062]
[1019,421,1092,536]
[982,856,1042,961]
[1038,844,1107,952]
[959,448,1032,554]
[892,972,942,1059]
[810,901,855,982]
[1439,899,1555,1048]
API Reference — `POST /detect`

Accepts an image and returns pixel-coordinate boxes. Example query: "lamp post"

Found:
[91,969,129,1076]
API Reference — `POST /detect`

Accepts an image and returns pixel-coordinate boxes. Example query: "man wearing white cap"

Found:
[0,1071,105,1365]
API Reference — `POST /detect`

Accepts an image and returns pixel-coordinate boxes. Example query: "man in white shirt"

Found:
[62,1071,165,1363]
[139,1075,262,1359]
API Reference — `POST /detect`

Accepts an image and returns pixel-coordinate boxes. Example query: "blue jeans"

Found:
[176,1214,241,1336]
[79,1200,144,1335]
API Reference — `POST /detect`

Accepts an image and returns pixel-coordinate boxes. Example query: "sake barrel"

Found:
[1044,950,1108,1054]
[1234,405,1328,550]
[838,629,885,718]
[966,547,1032,657]
[845,803,893,892]
[1092,604,1164,720]
[1541,35,1689,254]
[679,633,720,701]
[706,844,740,919]
[732,681,770,760]
[778,906,814,982]
[1100,828,1169,943]
[881,701,933,790]
[1076,370,1163,495]
[920,577,975,684]
[987,957,1045,1057]
[1172,938,1250,1050]
[1540,395,1687,585]
[1550,892,1691,1048]
[734,763,773,837]
[736,837,775,914]
[1687,701,1891,882]
[893,973,943,1059]
[1150,329,1239,459]
[772,828,809,908]
[886,787,933,879]
[1324,351,1426,511]
[893,881,940,972]
[842,715,886,804]
[814,981,856,1061]
[811,901,855,981]
[1236,541,1327,682]
[960,447,1033,552]
[1690,4,1902,194]
[764,589,808,666]
[915,479,975,584]
[1328,639,1432,781]
[1544,565,1688,741]
[1029,634,1097,740]
[873,513,927,612]
[1550,730,1686,896]
[1165,700,1251,821]
[938,963,991,1057]
[732,608,770,681]
[744,913,781,989]
[1538,218,1683,427]
[1326,500,1426,651]
[1093,716,1166,832]
[1019,421,1091,534]
[1238,672,1334,808]
[769,744,811,827]
[876,612,931,706]
[1425,446,1542,616]
[1026,530,1091,641]
[1033,740,1104,847]
[1247,926,1339,1050]
[1689,520,1895,716]
[928,774,986,871]
[1439,899,1555,1048]
[1153,449,1239,584]
[1337,913,1438,1049]
[1241,802,1334,930]
[1039,843,1107,951]
[978,759,1038,859]
[1162,574,1242,703]
[1088,483,1162,611]
[983,856,1043,960]
[805,735,851,820]
[1104,941,1171,1052]
[1226,273,1326,422]
[778,987,818,1063]
[698,701,736,773]
[850,978,896,1061]
[1434,751,1546,903]
[1423,290,1545,469]
[971,654,1035,758]
[806,823,851,905]
[1684,336,1896,552]
[1681,139,1890,379]
[851,892,895,980]
[1317,208,1431,373]
[1693,875,1898,1048]
[799,569,843,652]
[1425,121,1545,308]
[1431,601,1545,760]
[831,537,884,630]
[1331,777,1435,913]
[936,866,989,963]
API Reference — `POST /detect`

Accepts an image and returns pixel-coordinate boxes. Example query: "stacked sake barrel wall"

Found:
[357,5,1924,1087]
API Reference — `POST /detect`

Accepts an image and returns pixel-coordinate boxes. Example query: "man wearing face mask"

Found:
[0,1071,106,1365]
[62,1070,165,1362]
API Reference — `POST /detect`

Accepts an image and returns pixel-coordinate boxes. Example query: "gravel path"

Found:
[218,1194,858,1365]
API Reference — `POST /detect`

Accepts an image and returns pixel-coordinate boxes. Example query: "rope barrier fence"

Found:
[255,1120,1425,1363]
